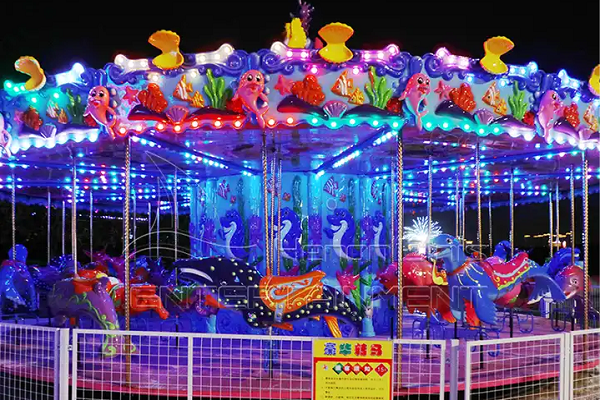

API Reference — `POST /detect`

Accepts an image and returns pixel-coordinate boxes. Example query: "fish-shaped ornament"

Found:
[323,176,339,197]
[173,75,193,101]
[482,82,507,115]
[331,70,354,97]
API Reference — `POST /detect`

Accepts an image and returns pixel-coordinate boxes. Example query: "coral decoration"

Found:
[57,109,69,124]
[339,194,347,202]
[226,97,244,114]
[584,104,598,132]
[137,83,168,113]
[563,104,580,129]
[22,106,43,131]
[291,75,325,106]
[386,97,403,114]
[83,114,98,127]
[522,111,535,126]
[449,84,476,112]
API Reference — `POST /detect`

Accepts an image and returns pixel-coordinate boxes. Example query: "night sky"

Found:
[0,0,598,272]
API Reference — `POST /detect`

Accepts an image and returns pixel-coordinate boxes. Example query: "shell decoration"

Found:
[149,30,184,70]
[14,56,46,91]
[480,36,514,75]
[317,23,354,63]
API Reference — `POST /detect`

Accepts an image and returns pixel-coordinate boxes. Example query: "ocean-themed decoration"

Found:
[219,209,248,260]
[248,215,263,251]
[322,100,348,118]
[149,30,184,70]
[275,207,303,261]
[399,73,430,130]
[66,89,86,125]
[371,180,382,204]
[283,192,291,201]
[324,208,361,260]
[21,106,43,131]
[217,180,230,199]
[429,234,565,324]
[536,90,563,140]
[175,258,361,337]
[204,69,232,110]
[84,86,117,138]
[291,75,325,106]
[285,18,308,49]
[197,214,217,256]
[522,110,535,126]
[483,82,508,116]
[404,216,441,254]
[0,113,12,158]
[110,283,169,319]
[274,75,294,96]
[339,194,346,202]
[49,277,124,357]
[0,246,38,312]
[233,70,269,128]
[434,81,452,100]
[166,105,189,124]
[46,101,60,119]
[385,97,402,114]
[563,103,580,129]
[123,86,139,104]
[474,108,495,125]
[189,91,205,108]
[39,124,57,138]
[364,67,393,109]
[449,83,476,113]
[336,266,359,296]
[137,83,169,114]
[584,104,598,132]
[331,70,354,97]
[14,56,46,91]
[309,214,322,247]
[348,88,365,105]
[480,36,514,75]
[323,176,339,197]
[589,65,600,96]
[230,196,237,204]
[173,75,194,101]
[318,22,354,63]
[506,82,527,120]
[57,109,68,124]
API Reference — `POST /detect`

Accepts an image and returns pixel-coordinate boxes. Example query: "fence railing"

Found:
[0,322,599,400]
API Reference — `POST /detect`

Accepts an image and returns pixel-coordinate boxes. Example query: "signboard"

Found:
[313,339,393,400]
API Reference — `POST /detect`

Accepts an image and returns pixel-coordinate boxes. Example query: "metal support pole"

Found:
[262,135,271,276]
[582,155,589,330]
[156,177,160,259]
[455,176,460,239]
[277,158,282,276]
[556,184,560,247]
[570,166,575,265]
[549,192,553,258]
[488,195,493,252]
[461,188,466,245]
[475,142,482,257]
[11,171,16,261]
[174,170,178,261]
[148,202,152,257]
[509,168,514,258]
[89,190,93,260]
[427,156,433,250]
[72,160,77,275]
[123,136,132,383]
[47,191,51,265]
[133,192,137,260]
[396,129,404,385]
[61,200,65,256]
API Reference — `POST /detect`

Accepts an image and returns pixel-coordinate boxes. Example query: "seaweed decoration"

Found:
[364,66,393,109]
[203,69,232,110]
[66,89,85,125]
[507,82,528,120]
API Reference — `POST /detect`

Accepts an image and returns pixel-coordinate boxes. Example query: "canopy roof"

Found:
[0,22,598,211]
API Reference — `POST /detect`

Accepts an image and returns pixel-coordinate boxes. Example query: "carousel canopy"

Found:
[0,24,598,211]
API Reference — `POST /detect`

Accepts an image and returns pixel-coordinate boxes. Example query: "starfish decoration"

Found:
[274,75,294,96]
[434,80,452,100]
[123,86,140,104]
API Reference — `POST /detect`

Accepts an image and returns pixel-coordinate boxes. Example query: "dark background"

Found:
[0,0,598,275]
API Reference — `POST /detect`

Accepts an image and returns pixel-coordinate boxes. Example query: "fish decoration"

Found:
[217,180,230,200]
[57,109,68,124]
[331,71,354,97]
[348,88,364,105]
[482,82,507,115]
[46,101,60,119]
[173,75,205,108]
[584,104,598,132]
[323,176,339,197]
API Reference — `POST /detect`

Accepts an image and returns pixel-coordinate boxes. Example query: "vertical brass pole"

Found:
[475,142,482,257]
[262,135,271,275]
[455,176,460,239]
[488,195,493,252]
[582,155,589,331]
[277,158,282,276]
[396,130,404,386]
[570,166,575,265]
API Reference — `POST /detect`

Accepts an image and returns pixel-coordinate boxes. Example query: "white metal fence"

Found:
[0,322,599,400]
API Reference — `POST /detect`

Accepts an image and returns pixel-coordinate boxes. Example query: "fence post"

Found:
[464,341,472,399]
[187,335,194,400]
[71,330,78,400]
[58,329,70,400]
[449,339,459,400]
[564,332,573,400]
